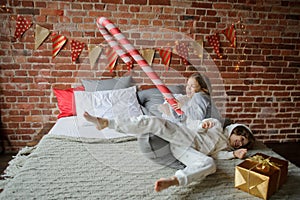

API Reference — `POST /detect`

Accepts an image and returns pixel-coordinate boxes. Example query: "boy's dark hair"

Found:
[232,126,256,149]
[189,73,210,95]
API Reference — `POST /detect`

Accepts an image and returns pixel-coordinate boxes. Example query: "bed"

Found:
[1,78,300,199]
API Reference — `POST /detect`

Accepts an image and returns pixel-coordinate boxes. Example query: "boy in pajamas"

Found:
[84,112,255,192]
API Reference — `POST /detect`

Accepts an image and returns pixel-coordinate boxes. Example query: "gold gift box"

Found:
[235,153,288,200]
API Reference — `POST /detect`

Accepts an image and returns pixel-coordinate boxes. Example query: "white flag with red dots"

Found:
[14,15,32,39]
[71,40,85,62]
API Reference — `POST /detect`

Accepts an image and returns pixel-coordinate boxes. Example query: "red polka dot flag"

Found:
[71,40,85,62]
[125,55,133,71]
[175,42,189,66]
[206,33,221,58]
[14,15,32,39]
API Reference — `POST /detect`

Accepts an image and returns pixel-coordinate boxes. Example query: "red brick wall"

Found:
[1,0,299,152]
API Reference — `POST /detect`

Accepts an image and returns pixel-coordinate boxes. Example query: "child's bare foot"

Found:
[83,112,108,130]
[154,177,179,192]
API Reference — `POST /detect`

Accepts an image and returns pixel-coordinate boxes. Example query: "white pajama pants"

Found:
[108,115,216,186]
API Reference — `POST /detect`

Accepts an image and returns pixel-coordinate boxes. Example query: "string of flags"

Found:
[206,24,237,58]
[14,15,87,63]
[14,14,237,71]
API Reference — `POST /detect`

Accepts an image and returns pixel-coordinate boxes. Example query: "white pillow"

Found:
[74,86,143,127]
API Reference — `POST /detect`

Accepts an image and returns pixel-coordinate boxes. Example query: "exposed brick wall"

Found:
[0,0,299,152]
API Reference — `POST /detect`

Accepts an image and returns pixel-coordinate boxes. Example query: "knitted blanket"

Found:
[1,134,300,200]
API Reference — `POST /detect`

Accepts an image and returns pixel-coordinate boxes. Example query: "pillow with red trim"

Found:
[53,86,85,119]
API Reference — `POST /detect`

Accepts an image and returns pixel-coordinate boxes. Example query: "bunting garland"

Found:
[14,15,32,40]
[51,32,67,59]
[13,15,242,68]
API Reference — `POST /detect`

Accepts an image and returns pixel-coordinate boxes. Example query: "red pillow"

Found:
[53,86,85,119]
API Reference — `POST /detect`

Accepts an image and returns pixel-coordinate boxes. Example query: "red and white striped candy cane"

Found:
[97,20,133,69]
[96,17,183,115]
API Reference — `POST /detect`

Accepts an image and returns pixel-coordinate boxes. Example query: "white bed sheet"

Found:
[48,116,135,139]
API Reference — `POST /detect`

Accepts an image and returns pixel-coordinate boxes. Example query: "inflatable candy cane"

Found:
[97,17,183,115]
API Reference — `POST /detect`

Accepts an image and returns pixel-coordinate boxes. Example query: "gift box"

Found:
[235,153,288,200]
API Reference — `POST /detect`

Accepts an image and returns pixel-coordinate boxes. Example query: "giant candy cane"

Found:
[97,17,183,115]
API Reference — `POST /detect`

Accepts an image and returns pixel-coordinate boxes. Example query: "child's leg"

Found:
[110,115,196,148]
[84,112,196,148]
[154,146,216,192]
[84,112,108,130]
[172,145,216,186]
[154,176,179,192]
[138,133,185,170]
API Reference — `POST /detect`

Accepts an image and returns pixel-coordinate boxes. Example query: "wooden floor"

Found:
[0,153,15,178]
[266,142,300,167]
[0,142,299,176]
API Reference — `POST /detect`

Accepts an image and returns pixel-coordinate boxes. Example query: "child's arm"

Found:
[211,149,248,160]
[180,92,210,120]
[233,148,248,159]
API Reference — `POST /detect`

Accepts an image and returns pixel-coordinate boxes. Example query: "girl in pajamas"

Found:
[84,112,255,192]
[138,72,227,170]
[159,72,223,124]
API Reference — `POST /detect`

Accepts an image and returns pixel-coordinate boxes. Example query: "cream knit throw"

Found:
[1,134,300,200]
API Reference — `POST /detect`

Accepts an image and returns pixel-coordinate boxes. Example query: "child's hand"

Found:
[171,99,182,110]
[158,104,171,116]
[201,119,215,129]
[233,148,248,159]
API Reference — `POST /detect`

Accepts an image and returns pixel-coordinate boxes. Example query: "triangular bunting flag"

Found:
[158,48,171,70]
[191,39,203,58]
[175,41,189,65]
[222,24,236,47]
[71,40,85,62]
[191,39,204,65]
[88,44,102,66]
[14,15,32,39]
[206,33,222,58]
[141,49,155,66]
[125,54,133,71]
[35,24,50,49]
[51,32,67,59]
[120,53,133,71]
[105,47,118,72]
